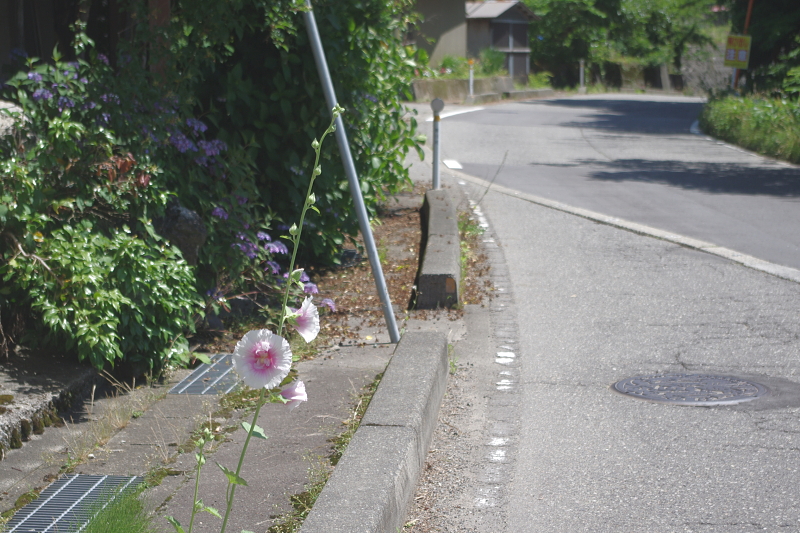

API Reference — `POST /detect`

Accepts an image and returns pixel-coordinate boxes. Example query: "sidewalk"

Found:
[0,148,467,532]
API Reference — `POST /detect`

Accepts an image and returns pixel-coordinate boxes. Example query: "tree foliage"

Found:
[726,0,800,92]
[524,0,716,87]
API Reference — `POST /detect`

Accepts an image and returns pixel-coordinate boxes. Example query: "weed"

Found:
[448,344,457,375]
[55,373,165,473]
[267,373,383,532]
[81,487,157,533]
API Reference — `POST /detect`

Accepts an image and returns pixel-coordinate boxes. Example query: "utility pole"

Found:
[734,0,755,90]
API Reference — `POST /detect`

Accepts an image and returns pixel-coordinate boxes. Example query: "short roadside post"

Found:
[579,59,586,93]
[468,59,474,97]
[431,98,444,190]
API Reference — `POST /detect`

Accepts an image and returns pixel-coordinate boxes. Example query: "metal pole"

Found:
[431,98,444,190]
[579,59,585,90]
[302,1,400,343]
[469,60,474,97]
[734,0,756,90]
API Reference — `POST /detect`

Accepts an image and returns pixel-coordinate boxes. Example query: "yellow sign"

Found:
[724,34,752,69]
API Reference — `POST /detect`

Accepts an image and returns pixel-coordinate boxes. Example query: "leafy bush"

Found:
[527,71,554,89]
[478,48,506,77]
[0,43,206,371]
[0,0,423,371]
[700,96,800,164]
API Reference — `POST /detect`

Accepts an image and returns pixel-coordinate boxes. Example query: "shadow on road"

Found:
[584,159,800,197]
[524,98,704,135]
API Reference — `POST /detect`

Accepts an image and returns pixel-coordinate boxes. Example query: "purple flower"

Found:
[186,118,208,135]
[265,261,280,275]
[27,72,42,82]
[32,88,53,101]
[266,241,288,255]
[79,77,88,84]
[198,139,227,157]
[211,207,228,220]
[235,195,248,205]
[101,112,111,123]
[194,156,209,166]
[57,96,75,112]
[100,93,120,104]
[257,231,271,242]
[98,53,110,65]
[300,272,310,283]
[320,298,337,312]
[303,282,319,295]
[232,241,258,259]
[169,131,197,153]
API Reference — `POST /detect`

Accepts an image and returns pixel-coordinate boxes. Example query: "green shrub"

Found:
[0,1,423,370]
[528,71,553,89]
[700,96,800,164]
[478,48,506,77]
[438,55,471,78]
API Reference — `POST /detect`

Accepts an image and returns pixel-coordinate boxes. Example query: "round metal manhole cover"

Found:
[612,374,768,406]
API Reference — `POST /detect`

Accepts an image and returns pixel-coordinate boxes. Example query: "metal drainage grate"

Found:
[169,353,240,395]
[612,374,768,406]
[4,474,143,533]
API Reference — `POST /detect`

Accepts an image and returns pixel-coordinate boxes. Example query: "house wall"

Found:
[466,19,491,58]
[415,0,467,67]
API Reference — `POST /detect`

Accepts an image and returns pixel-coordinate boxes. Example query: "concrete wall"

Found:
[415,0,467,67]
[411,76,515,102]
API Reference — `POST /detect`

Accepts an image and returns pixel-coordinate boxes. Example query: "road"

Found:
[435,94,800,271]
[407,95,800,532]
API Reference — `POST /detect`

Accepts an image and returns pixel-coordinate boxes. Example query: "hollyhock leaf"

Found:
[217,463,248,486]
[233,330,292,389]
[203,506,222,519]
[194,353,212,365]
[241,422,268,440]
[166,516,186,533]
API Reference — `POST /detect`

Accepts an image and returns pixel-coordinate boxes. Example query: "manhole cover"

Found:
[612,374,768,406]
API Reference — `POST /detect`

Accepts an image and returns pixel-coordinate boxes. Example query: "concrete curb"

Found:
[415,190,460,309]
[299,331,449,533]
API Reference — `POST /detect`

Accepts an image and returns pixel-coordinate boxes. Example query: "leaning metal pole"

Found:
[302,1,401,343]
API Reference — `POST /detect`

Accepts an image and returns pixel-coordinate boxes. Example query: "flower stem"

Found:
[217,105,342,533]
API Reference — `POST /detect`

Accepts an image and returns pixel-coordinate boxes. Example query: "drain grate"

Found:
[612,374,768,406]
[4,474,142,533]
[169,353,240,395]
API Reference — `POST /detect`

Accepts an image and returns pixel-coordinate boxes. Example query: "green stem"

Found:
[187,443,205,533]
[218,106,341,533]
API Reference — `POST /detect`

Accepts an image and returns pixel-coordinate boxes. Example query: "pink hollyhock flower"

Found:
[291,297,320,343]
[233,330,292,389]
[280,380,307,410]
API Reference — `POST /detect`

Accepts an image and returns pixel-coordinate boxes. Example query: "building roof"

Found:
[465,1,537,21]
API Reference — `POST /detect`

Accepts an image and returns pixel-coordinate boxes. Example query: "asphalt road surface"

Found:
[436,94,800,271]
[412,95,800,532]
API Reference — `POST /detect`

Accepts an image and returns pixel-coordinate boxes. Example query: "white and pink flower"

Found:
[290,297,320,343]
[280,380,307,410]
[233,329,292,389]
